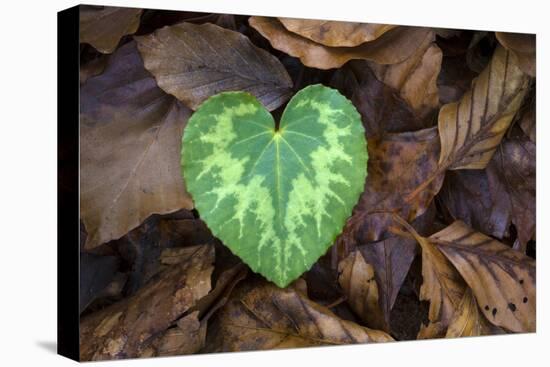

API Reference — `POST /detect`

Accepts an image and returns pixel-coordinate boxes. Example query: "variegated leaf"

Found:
[182,85,368,287]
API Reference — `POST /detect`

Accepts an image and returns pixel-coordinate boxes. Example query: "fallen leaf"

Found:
[135,22,293,111]
[393,216,466,339]
[80,245,214,360]
[249,17,433,70]
[80,5,143,53]
[204,279,393,352]
[518,92,536,142]
[496,32,536,77]
[438,169,510,240]
[139,311,205,357]
[438,133,535,250]
[488,135,536,249]
[80,253,119,313]
[346,127,444,243]
[436,53,478,104]
[338,250,386,330]
[357,236,418,330]
[278,18,397,47]
[445,289,504,338]
[80,41,193,250]
[432,221,536,332]
[80,55,107,84]
[438,46,530,170]
[331,62,428,138]
[367,35,442,119]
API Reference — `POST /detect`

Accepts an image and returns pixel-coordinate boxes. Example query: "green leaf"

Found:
[182,84,368,287]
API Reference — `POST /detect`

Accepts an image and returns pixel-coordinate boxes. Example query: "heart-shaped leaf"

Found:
[182,85,368,287]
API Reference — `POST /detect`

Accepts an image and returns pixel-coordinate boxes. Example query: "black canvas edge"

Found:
[57,4,80,362]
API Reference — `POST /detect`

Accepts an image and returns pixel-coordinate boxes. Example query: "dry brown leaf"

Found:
[367,36,442,119]
[80,42,193,250]
[438,46,530,170]
[347,127,444,243]
[249,17,432,70]
[358,237,417,330]
[135,22,293,111]
[330,62,429,138]
[278,18,397,47]
[139,311,206,357]
[204,279,393,352]
[432,221,536,332]
[393,216,466,339]
[518,94,536,142]
[496,32,536,77]
[80,245,214,360]
[439,133,535,250]
[80,6,143,54]
[445,289,504,338]
[338,251,385,330]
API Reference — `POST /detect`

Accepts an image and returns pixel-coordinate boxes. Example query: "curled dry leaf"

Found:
[496,32,536,77]
[367,34,442,119]
[347,127,444,243]
[80,245,214,361]
[80,6,143,54]
[438,46,530,170]
[135,22,293,111]
[249,17,433,70]
[338,251,385,330]
[432,221,536,332]
[204,279,393,352]
[278,18,397,47]
[80,42,193,249]
[445,289,504,338]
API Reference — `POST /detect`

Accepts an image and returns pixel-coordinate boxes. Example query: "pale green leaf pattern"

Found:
[182,85,367,287]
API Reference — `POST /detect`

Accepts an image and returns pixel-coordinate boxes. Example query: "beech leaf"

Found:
[204,279,393,352]
[278,18,397,47]
[182,85,367,287]
[438,46,530,170]
[249,17,433,70]
[80,245,214,360]
[496,32,536,77]
[432,221,536,332]
[80,42,193,249]
[79,6,143,54]
[136,22,293,111]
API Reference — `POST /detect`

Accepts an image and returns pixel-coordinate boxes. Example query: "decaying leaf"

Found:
[432,221,536,332]
[367,35,442,119]
[496,32,536,77]
[139,311,205,357]
[517,89,535,143]
[80,42,193,249]
[416,232,466,338]
[358,236,418,330]
[135,22,293,111]
[439,133,536,251]
[278,18,397,47]
[249,17,433,70]
[438,46,530,170]
[80,6,143,54]
[80,245,214,360]
[338,251,385,330]
[204,279,393,352]
[331,62,429,138]
[445,289,504,338]
[347,127,444,243]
